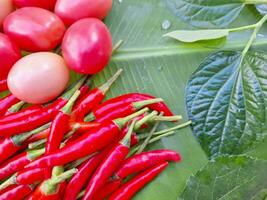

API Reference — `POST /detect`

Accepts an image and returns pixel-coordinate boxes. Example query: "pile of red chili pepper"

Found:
[0,70,191,200]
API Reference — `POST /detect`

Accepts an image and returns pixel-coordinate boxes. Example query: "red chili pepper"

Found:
[0,184,34,200]
[0,77,86,137]
[109,162,168,200]
[86,98,163,123]
[0,124,50,164]
[0,94,19,116]
[0,79,8,92]
[64,151,107,200]
[75,77,92,105]
[0,148,44,180]
[26,108,148,169]
[72,69,122,121]
[17,168,46,185]
[0,185,17,196]
[114,150,181,180]
[82,120,136,200]
[26,169,77,200]
[89,93,174,120]
[1,104,43,122]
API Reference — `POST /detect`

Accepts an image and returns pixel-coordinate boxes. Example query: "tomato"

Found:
[7,52,70,104]
[0,0,14,29]
[13,0,56,10]
[0,33,21,80]
[3,7,66,52]
[55,0,113,26]
[62,18,112,75]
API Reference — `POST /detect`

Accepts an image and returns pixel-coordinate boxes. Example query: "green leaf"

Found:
[165,0,265,28]
[164,29,230,42]
[180,155,267,200]
[186,50,267,158]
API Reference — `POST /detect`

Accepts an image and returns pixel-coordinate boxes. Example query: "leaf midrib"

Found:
[112,39,267,61]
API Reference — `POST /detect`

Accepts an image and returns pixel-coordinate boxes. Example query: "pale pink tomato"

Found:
[4,7,66,52]
[8,52,70,104]
[0,0,14,29]
[55,0,113,26]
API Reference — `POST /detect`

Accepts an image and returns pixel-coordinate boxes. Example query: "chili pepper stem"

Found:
[84,113,95,122]
[61,76,87,100]
[153,121,192,135]
[112,39,124,54]
[137,112,164,153]
[0,174,16,191]
[121,120,136,146]
[52,166,64,177]
[114,107,149,130]
[27,148,45,160]
[41,168,78,195]
[13,123,50,146]
[65,154,93,170]
[152,115,182,122]
[99,69,123,94]
[7,101,25,113]
[61,90,81,114]
[133,98,163,110]
[77,190,85,199]
[130,131,175,156]
[134,111,158,130]
[28,139,46,149]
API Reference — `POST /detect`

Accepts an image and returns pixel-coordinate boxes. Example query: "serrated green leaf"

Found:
[165,0,267,28]
[186,51,267,158]
[180,155,267,200]
[164,29,230,42]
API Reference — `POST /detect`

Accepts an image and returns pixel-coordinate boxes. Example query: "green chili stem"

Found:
[99,69,123,94]
[153,121,192,136]
[112,40,124,54]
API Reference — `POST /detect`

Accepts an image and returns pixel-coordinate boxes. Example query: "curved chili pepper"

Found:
[17,168,46,185]
[0,79,8,92]
[4,101,25,116]
[46,90,81,154]
[0,124,50,164]
[64,151,108,200]
[0,184,34,200]
[115,150,180,180]
[86,98,163,123]
[0,77,86,137]
[26,169,77,200]
[72,69,122,121]
[76,77,92,102]
[82,120,136,200]
[0,185,17,196]
[26,108,148,169]
[109,162,168,200]
[1,104,43,122]
[0,94,19,116]
[0,148,44,180]
[89,93,174,121]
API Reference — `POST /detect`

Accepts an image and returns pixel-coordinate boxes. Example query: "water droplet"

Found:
[257,33,265,38]
[161,20,171,30]
[157,66,163,71]
[118,0,123,3]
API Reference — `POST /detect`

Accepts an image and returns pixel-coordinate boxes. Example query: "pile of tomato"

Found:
[0,0,112,104]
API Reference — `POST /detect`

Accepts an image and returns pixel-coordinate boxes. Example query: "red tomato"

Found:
[0,33,21,80]
[7,52,70,104]
[0,0,14,29]
[62,18,112,75]
[13,0,56,10]
[55,0,113,26]
[3,7,66,52]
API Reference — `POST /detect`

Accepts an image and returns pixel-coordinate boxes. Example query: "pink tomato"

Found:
[62,18,112,75]
[13,0,56,10]
[0,0,14,29]
[55,0,113,26]
[4,7,66,52]
[0,33,21,80]
[7,52,70,104]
